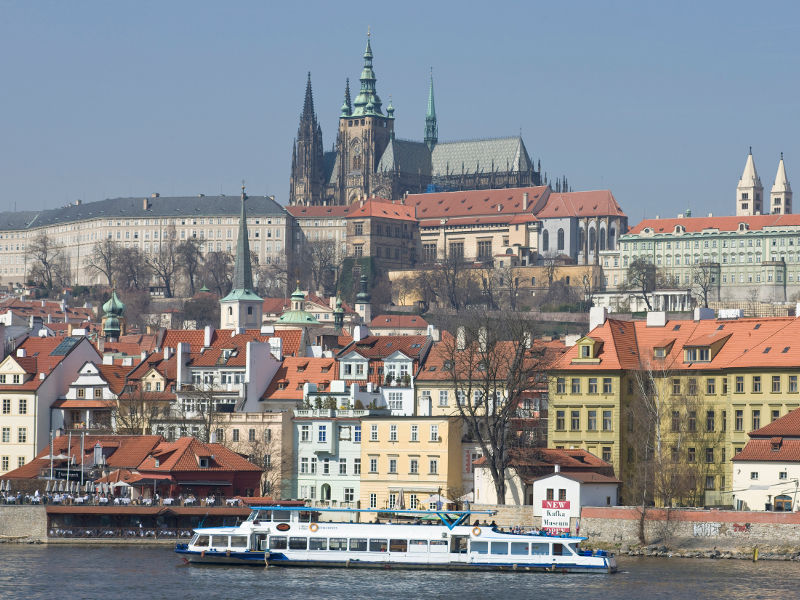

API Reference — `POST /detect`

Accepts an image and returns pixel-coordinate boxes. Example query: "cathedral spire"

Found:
[771,152,792,214]
[424,68,438,151]
[352,33,382,116]
[231,185,254,293]
[341,78,353,117]
[302,72,316,123]
[736,147,764,216]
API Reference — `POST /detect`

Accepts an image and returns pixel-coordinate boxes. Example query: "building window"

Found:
[339,458,347,475]
[772,375,781,393]
[603,378,612,394]
[602,447,611,463]
[388,392,403,411]
[354,244,363,257]
[354,425,361,443]
[77,388,86,398]
[603,410,612,431]
[354,222,363,236]
[343,488,355,503]
[671,410,680,432]
[791,376,798,393]
[556,410,565,430]
[735,410,744,431]
[300,458,308,474]
[354,458,361,474]
[429,459,439,475]
[410,458,419,474]
[301,425,310,442]
[587,410,597,430]
[389,459,397,474]
[571,378,581,394]
[389,425,398,442]
[752,410,761,430]
[477,240,492,260]
[687,447,696,463]
[588,378,598,394]
[318,425,327,443]
[546,488,554,501]
[750,471,758,480]
[570,410,580,431]
[752,376,761,393]
[231,429,239,442]
[249,428,256,442]
[410,425,418,442]
[1,456,7,471]
[688,411,697,432]
[17,427,26,443]
[1,399,9,414]
[430,425,439,441]
[1,427,9,443]
[706,378,715,395]
[556,378,565,394]
[706,410,715,432]
[735,376,744,393]
[438,391,448,407]
[369,458,378,473]
[558,488,567,501]
[772,409,780,422]
[705,476,715,490]
[687,378,697,395]
[370,424,378,441]
[369,493,377,508]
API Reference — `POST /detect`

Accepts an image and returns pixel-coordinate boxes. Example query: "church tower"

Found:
[220,186,263,329]
[289,73,326,206]
[424,71,438,151]
[334,34,395,204]
[736,148,764,216]
[770,153,792,215]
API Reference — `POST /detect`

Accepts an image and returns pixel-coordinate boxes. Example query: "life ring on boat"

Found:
[309,523,319,532]
[472,527,481,536]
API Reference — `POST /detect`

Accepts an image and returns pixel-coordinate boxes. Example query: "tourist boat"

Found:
[175,506,616,573]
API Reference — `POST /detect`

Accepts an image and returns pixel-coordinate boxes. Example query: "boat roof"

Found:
[249,506,497,516]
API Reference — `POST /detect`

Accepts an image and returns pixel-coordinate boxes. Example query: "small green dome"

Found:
[103,316,120,333]
[102,290,125,317]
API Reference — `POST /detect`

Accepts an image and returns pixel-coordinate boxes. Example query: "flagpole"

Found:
[49,430,54,480]
[66,431,72,484]
[80,432,85,486]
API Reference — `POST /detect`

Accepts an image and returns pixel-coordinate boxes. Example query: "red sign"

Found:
[542,500,570,532]
[276,523,290,531]
[542,500,570,510]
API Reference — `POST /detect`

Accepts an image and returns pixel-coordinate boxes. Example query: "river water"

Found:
[2,544,798,600]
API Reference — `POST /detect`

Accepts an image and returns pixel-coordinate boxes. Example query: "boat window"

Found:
[269,536,287,550]
[349,538,367,551]
[389,539,408,553]
[429,540,448,553]
[272,510,291,522]
[491,542,509,555]
[409,540,428,553]
[309,538,327,551]
[564,544,577,555]
[530,543,548,555]
[369,539,388,552]
[289,537,308,550]
[254,534,268,551]
[194,535,209,547]
[329,538,348,551]
[470,541,489,554]
[510,542,529,555]
[210,536,226,550]
[298,511,312,522]
[252,510,270,522]
[230,536,248,549]
[552,543,564,556]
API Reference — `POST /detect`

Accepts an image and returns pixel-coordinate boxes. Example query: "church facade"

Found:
[289,38,542,207]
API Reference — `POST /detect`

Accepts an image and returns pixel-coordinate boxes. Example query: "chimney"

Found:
[646,311,667,327]
[102,354,114,365]
[554,464,561,473]
[589,306,608,331]
[456,326,466,351]
[16,348,26,358]
[176,342,190,387]
[140,351,148,362]
[163,346,173,360]
[143,197,151,210]
[523,192,529,211]
[204,325,214,348]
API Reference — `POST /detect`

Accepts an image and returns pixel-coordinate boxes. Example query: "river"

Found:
[2,544,798,599]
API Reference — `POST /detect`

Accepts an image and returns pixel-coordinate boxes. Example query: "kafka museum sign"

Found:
[542,500,570,532]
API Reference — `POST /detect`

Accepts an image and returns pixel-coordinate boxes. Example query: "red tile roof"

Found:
[96,364,131,395]
[262,357,337,401]
[161,329,208,350]
[552,316,800,373]
[139,437,262,473]
[343,198,417,221]
[286,205,356,218]
[338,335,430,360]
[0,337,98,391]
[732,438,800,462]
[406,186,548,220]
[263,297,290,314]
[535,190,625,219]
[51,398,114,409]
[628,213,800,235]
[747,407,800,438]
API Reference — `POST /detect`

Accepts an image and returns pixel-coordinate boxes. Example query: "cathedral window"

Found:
[354,222,363,236]
[557,228,565,251]
[354,244,364,258]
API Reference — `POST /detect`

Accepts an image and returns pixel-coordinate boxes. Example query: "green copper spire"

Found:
[340,78,352,117]
[352,33,383,116]
[221,185,261,303]
[424,69,438,151]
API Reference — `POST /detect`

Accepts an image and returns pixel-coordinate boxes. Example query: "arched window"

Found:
[578,229,585,249]
[608,228,616,250]
[557,228,565,251]
[531,276,536,285]
[600,228,606,250]
[247,306,253,315]
[589,227,596,252]
[228,307,233,316]
[542,230,549,252]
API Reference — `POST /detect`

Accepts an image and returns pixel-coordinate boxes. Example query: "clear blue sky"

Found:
[2,0,799,223]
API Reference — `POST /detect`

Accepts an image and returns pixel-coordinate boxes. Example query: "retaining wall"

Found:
[0,505,47,541]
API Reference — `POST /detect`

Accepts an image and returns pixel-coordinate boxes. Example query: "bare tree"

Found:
[114,247,152,291]
[85,239,119,286]
[441,311,546,504]
[177,238,204,296]
[541,255,559,287]
[625,257,658,310]
[183,294,220,328]
[691,262,717,308]
[112,387,164,435]
[304,239,341,295]
[225,431,288,497]
[202,251,233,296]
[147,224,179,298]
[254,252,290,297]
[29,232,64,291]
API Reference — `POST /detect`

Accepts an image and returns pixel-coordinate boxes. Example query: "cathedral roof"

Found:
[376,139,432,176]
[772,155,791,194]
[738,149,763,190]
[430,136,533,176]
[536,190,626,219]
[406,186,548,220]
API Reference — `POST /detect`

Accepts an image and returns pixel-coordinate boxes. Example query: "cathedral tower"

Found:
[289,73,326,205]
[770,153,792,215]
[736,148,764,216]
[424,70,438,151]
[334,35,395,204]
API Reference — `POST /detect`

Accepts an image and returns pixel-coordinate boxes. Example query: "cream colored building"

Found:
[0,194,288,288]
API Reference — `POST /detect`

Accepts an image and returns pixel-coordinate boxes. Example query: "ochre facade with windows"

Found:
[359,416,461,511]
[549,314,800,505]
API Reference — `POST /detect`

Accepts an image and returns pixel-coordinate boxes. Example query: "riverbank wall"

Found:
[0,505,47,541]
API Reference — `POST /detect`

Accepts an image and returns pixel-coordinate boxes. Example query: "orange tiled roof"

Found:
[139,437,262,473]
[628,213,800,235]
[161,329,208,350]
[343,198,417,221]
[263,297,290,314]
[748,407,800,438]
[96,364,133,395]
[286,205,356,218]
[262,357,336,401]
[338,335,430,360]
[732,438,800,462]
[370,314,429,329]
[406,186,548,220]
[535,190,625,219]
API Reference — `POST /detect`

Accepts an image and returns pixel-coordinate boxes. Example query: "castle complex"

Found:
[289,37,542,206]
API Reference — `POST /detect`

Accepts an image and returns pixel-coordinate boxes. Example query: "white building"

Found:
[531,472,620,520]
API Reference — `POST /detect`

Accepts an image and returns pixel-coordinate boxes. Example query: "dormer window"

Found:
[654,348,666,359]
[685,347,710,362]
[580,345,591,358]
[198,457,209,468]
[12,374,20,384]
[154,458,160,467]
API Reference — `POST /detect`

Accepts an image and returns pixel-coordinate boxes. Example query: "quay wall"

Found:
[0,506,47,541]
[579,506,800,551]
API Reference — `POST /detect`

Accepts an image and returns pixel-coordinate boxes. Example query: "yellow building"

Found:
[549,312,800,505]
[359,416,462,510]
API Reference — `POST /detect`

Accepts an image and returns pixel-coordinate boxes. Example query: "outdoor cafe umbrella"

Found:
[58,481,65,493]
[45,480,51,493]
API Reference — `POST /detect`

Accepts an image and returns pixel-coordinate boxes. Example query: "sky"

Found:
[2,0,799,223]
